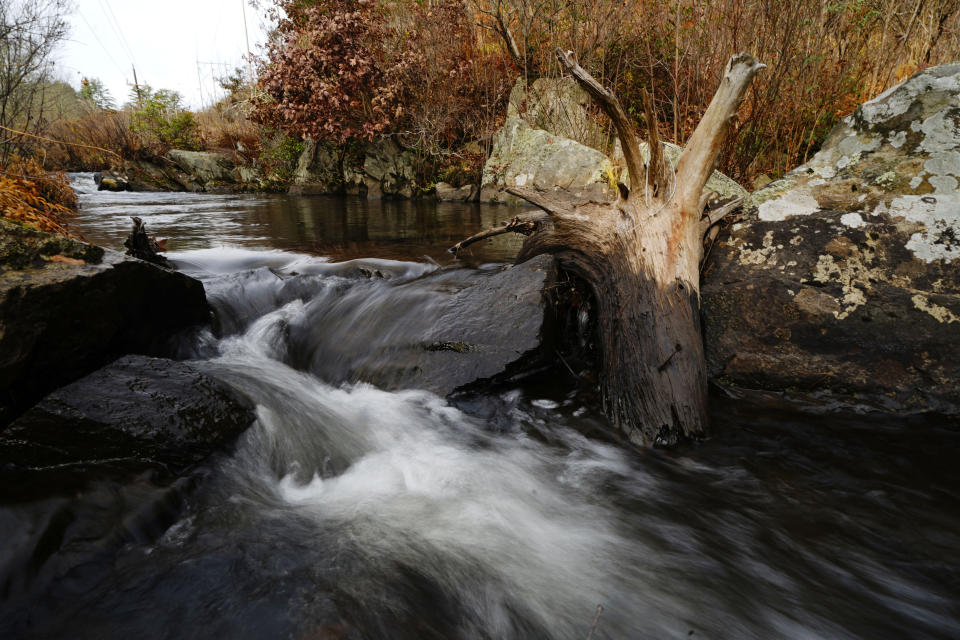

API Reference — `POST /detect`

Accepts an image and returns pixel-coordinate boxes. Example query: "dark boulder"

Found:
[0,355,255,498]
[702,63,960,413]
[0,220,210,426]
[292,254,558,395]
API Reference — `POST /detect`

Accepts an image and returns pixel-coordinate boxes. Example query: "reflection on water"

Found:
[69,173,525,264]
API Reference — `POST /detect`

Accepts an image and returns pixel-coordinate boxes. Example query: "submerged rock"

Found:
[0,220,209,426]
[702,62,960,413]
[0,355,255,497]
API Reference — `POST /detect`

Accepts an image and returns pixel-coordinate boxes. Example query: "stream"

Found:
[1,175,958,639]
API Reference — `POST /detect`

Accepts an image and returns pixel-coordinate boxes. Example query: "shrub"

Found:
[128,87,201,155]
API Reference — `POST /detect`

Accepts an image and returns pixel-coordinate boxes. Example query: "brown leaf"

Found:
[48,254,85,266]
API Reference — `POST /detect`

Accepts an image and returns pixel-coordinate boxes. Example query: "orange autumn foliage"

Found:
[0,156,78,238]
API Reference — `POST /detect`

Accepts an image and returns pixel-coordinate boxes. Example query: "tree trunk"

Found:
[453,50,763,447]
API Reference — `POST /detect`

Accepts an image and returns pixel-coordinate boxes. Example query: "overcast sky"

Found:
[57,0,269,109]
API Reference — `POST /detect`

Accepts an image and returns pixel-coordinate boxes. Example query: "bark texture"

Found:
[456,50,763,446]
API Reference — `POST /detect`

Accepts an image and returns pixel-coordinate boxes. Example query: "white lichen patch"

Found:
[875,171,899,188]
[885,194,960,262]
[929,175,959,194]
[841,213,866,228]
[812,253,871,320]
[736,230,779,266]
[836,132,882,158]
[917,110,960,154]
[757,190,820,222]
[859,68,960,124]
[513,172,533,187]
[924,150,960,178]
[912,294,960,323]
[910,176,925,189]
[889,130,908,148]
[836,154,858,170]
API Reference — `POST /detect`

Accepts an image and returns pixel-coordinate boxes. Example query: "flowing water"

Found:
[1,175,958,639]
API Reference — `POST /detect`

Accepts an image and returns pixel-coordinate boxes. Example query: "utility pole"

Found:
[131,64,143,108]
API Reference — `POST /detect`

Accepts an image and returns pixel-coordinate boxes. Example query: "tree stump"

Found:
[453,50,764,446]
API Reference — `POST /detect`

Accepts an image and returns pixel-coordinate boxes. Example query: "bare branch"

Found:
[554,48,645,201]
[672,54,765,212]
[700,225,721,274]
[640,88,672,199]
[699,197,743,235]
[448,213,546,254]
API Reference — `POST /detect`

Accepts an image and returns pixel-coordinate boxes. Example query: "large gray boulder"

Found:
[702,62,960,412]
[354,138,417,199]
[481,77,746,205]
[167,150,237,184]
[506,76,597,143]
[0,220,210,426]
[481,116,615,204]
[119,152,264,193]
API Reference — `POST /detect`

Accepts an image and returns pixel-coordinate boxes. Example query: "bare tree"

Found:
[0,0,72,163]
[452,49,764,447]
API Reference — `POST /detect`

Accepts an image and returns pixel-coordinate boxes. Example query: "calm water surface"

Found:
[0,175,957,639]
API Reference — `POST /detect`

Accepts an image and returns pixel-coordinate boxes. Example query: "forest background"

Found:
[2,0,959,234]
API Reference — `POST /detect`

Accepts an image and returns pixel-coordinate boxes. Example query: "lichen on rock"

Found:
[702,62,960,414]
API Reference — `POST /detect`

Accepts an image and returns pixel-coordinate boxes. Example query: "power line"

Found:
[76,9,127,77]
[96,0,137,66]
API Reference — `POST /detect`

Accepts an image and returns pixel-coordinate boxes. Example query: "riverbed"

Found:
[0,176,957,639]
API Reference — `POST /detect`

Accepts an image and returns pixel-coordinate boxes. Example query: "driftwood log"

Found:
[452,50,764,447]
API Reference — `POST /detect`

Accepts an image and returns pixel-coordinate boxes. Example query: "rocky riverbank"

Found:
[98,75,751,203]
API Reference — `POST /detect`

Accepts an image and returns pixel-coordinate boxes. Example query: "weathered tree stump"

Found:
[453,50,764,446]
[124,216,170,268]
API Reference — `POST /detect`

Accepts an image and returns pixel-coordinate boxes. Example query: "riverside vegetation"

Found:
[3,0,960,215]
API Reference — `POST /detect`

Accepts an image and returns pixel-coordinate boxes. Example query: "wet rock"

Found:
[0,355,255,497]
[123,157,204,192]
[296,255,558,395]
[0,220,209,426]
[94,172,130,192]
[121,152,265,193]
[703,62,960,413]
